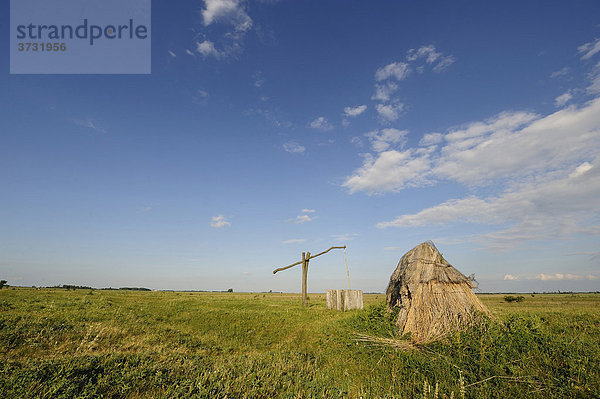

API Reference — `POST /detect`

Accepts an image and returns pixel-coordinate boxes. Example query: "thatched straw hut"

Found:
[386,241,491,343]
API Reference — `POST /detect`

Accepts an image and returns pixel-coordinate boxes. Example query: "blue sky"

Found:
[2,0,600,292]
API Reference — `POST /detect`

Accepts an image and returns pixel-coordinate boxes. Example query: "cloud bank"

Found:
[344,97,600,250]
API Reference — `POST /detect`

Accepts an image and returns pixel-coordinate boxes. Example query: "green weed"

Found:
[0,289,598,398]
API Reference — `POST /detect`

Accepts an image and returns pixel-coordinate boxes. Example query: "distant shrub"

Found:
[227,288,234,293]
[504,295,525,303]
[61,284,92,291]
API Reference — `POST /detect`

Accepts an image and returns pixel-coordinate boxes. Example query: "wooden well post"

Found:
[274,246,345,307]
[301,252,309,307]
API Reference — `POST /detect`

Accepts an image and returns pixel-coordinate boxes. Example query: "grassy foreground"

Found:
[1,289,599,398]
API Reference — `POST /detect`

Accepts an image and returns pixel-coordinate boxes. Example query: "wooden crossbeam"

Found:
[272,246,346,274]
[273,245,346,306]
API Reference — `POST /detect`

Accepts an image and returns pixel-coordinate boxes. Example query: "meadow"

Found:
[1,288,599,398]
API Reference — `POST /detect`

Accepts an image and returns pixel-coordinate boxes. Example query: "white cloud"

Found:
[350,136,363,147]
[419,132,443,146]
[588,61,600,94]
[245,107,291,128]
[72,118,106,134]
[344,105,367,117]
[555,91,573,107]
[290,209,316,224]
[407,45,441,63]
[383,246,401,251]
[358,97,600,249]
[578,38,600,60]
[197,40,221,58]
[375,103,404,122]
[211,215,231,228]
[433,101,600,186]
[283,141,306,154]
[331,233,359,242]
[168,50,177,58]
[442,111,538,145]
[375,62,411,81]
[377,159,600,249]
[432,55,456,73]
[370,62,411,105]
[504,273,598,281]
[197,0,253,60]
[201,0,252,32]
[192,89,209,106]
[343,150,431,194]
[377,196,492,228]
[294,215,313,224]
[371,46,454,107]
[550,67,570,79]
[185,49,194,56]
[536,273,584,281]
[309,116,333,131]
[366,128,408,152]
[138,206,152,213]
[570,162,593,178]
[349,99,600,195]
[407,45,455,72]
[371,82,399,102]
[282,238,306,244]
[252,71,264,88]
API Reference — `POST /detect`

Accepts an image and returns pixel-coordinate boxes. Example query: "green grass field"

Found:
[1,288,599,398]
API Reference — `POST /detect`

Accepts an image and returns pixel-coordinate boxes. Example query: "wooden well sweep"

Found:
[274,245,363,309]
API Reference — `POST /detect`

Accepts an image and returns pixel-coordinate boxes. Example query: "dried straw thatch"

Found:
[386,241,491,343]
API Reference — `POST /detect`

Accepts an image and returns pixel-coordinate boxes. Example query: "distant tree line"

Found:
[59,284,92,291]
[44,285,151,291]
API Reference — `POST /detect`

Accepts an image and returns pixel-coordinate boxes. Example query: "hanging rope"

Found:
[344,246,351,290]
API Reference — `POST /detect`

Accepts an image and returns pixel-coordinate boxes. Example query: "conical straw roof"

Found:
[386,242,491,343]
